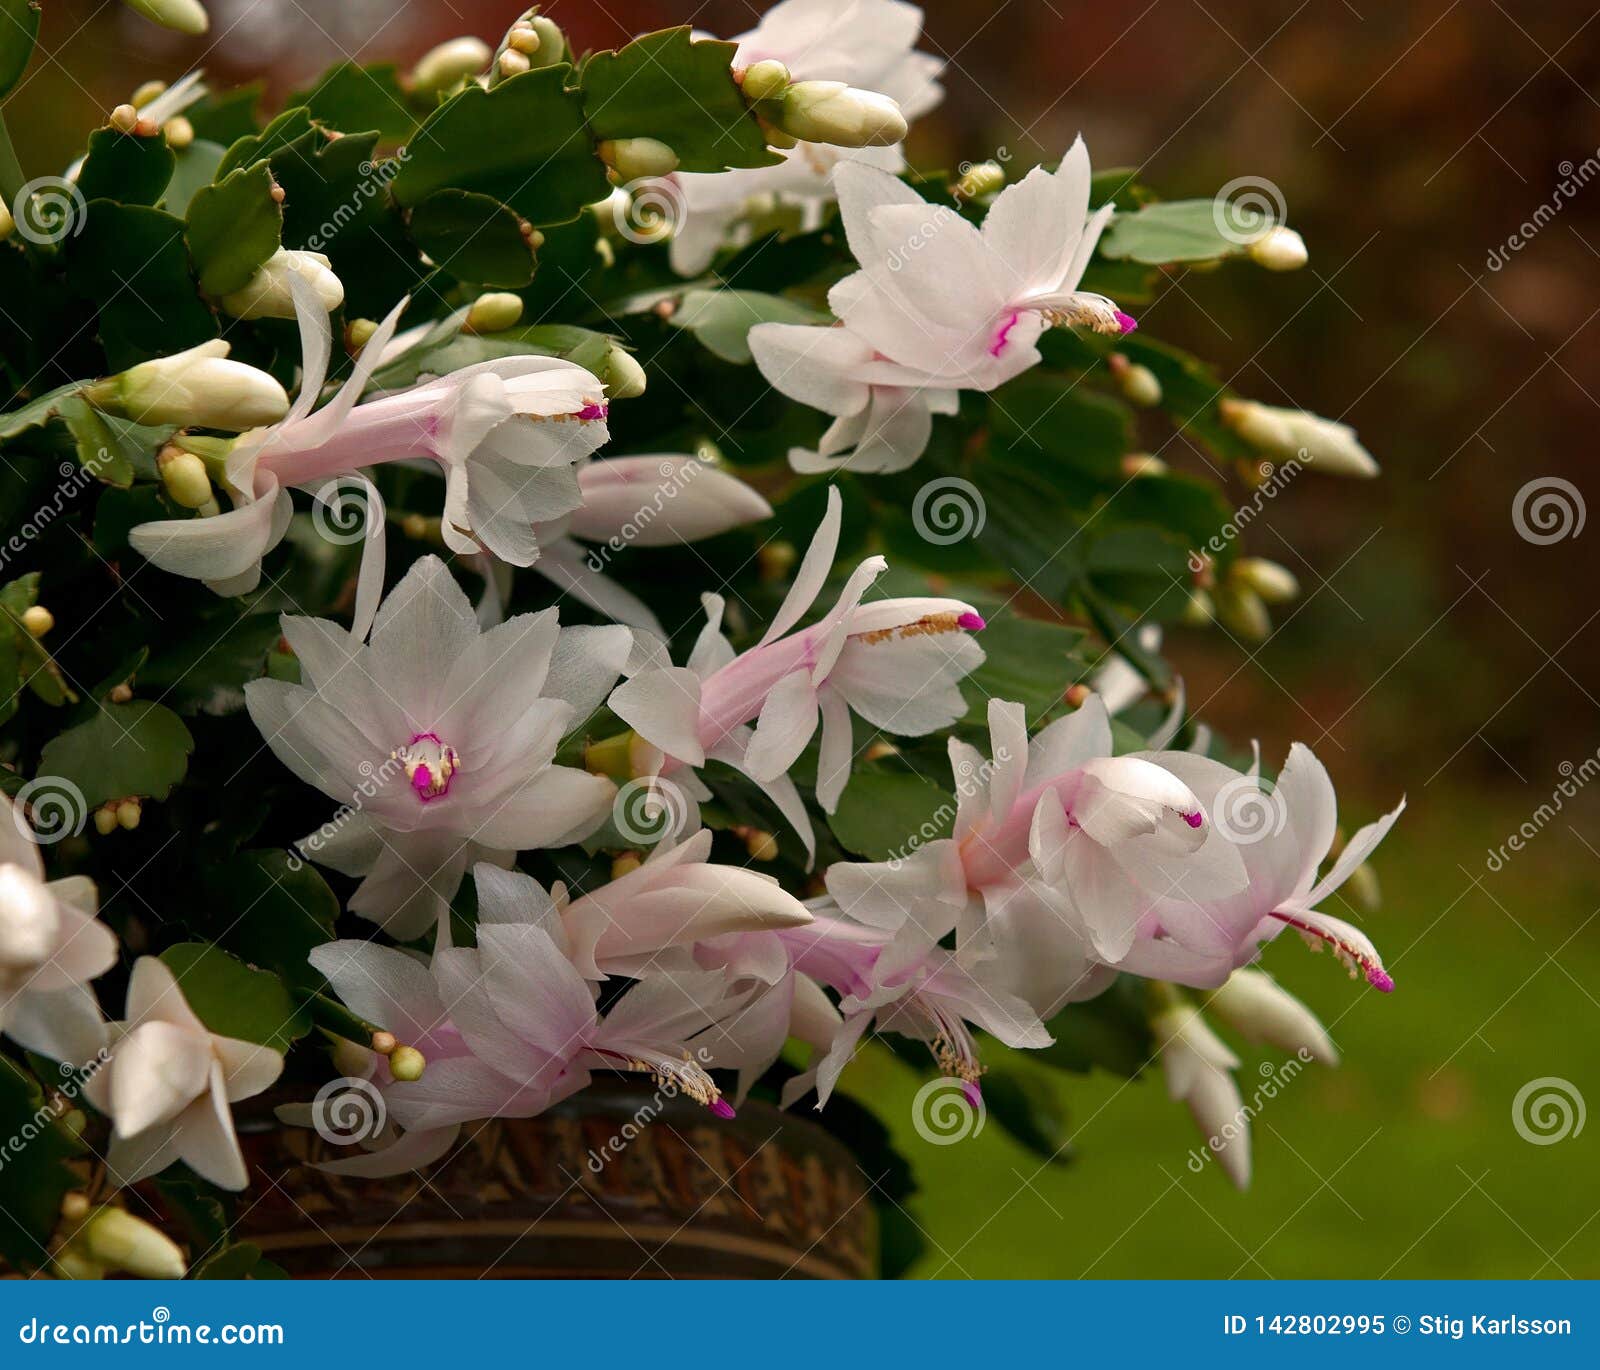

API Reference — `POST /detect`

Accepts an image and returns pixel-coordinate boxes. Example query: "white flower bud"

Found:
[409,36,492,96]
[85,341,290,430]
[131,80,168,108]
[121,0,208,37]
[1209,969,1339,1066]
[604,345,646,399]
[523,15,566,67]
[1219,398,1379,478]
[464,292,524,334]
[740,59,790,102]
[1181,587,1215,627]
[0,201,14,243]
[1213,582,1270,642]
[1248,225,1308,272]
[163,115,194,149]
[955,161,1006,201]
[20,605,53,637]
[80,1206,188,1280]
[497,49,531,79]
[1154,1003,1249,1189]
[599,137,679,181]
[388,1045,426,1081]
[506,24,541,56]
[1235,556,1299,604]
[158,448,213,509]
[1108,352,1162,407]
[777,82,907,148]
[219,248,345,321]
[0,866,60,971]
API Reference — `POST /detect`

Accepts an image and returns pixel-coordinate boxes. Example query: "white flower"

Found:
[0,796,115,1066]
[82,958,283,1191]
[1154,1001,1249,1189]
[243,556,632,939]
[219,248,345,320]
[84,340,289,431]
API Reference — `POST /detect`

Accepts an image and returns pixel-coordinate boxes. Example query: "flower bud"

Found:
[93,807,118,837]
[955,161,1006,201]
[116,799,142,831]
[370,1030,398,1056]
[85,341,290,430]
[20,604,53,637]
[611,852,643,880]
[1208,969,1339,1066]
[1180,587,1215,627]
[409,36,492,96]
[109,103,140,135]
[52,1247,106,1281]
[131,80,167,108]
[1218,398,1378,478]
[80,1206,187,1279]
[604,345,646,399]
[464,291,524,334]
[0,201,14,243]
[1234,556,1299,604]
[121,0,209,36]
[388,1045,426,1082]
[1213,582,1270,642]
[1346,861,1381,913]
[158,448,213,509]
[776,82,907,147]
[0,866,59,970]
[1153,1002,1249,1189]
[744,829,779,862]
[60,1192,91,1222]
[1120,453,1166,479]
[219,248,345,321]
[163,115,195,149]
[1248,225,1308,272]
[759,541,797,582]
[346,318,379,351]
[1108,352,1162,407]
[523,15,566,67]
[109,683,134,703]
[740,59,790,102]
[506,24,541,56]
[598,136,679,182]
[497,49,531,79]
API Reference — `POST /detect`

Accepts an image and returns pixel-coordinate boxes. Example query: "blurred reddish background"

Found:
[12,0,1600,803]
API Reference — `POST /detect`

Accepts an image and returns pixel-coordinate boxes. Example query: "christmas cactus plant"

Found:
[0,0,1400,1279]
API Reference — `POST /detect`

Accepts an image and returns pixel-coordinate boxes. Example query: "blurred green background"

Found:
[10,0,1597,1277]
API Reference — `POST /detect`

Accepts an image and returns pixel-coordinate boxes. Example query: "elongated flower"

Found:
[1154,1000,1249,1189]
[825,695,1247,1016]
[0,795,115,1066]
[1208,968,1338,1066]
[129,277,609,612]
[750,138,1128,470]
[608,486,985,855]
[219,247,345,321]
[666,0,944,275]
[82,958,282,1191]
[244,556,631,939]
[84,340,289,431]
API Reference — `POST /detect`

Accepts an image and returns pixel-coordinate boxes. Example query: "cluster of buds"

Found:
[367,1030,426,1082]
[1212,556,1300,642]
[491,9,567,84]
[736,58,908,149]
[92,797,142,835]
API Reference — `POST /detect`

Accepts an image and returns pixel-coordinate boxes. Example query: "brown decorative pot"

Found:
[232,1082,877,1279]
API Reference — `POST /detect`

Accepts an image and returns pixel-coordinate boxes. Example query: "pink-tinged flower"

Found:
[243,556,632,940]
[608,486,985,856]
[0,795,115,1066]
[824,695,1248,1017]
[82,958,283,1191]
[130,276,609,612]
[1153,1000,1250,1189]
[530,454,774,635]
[1113,744,1404,995]
[666,0,944,275]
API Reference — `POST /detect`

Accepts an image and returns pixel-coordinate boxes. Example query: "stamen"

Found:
[1271,909,1394,992]
[1182,811,1204,829]
[391,731,460,802]
[621,1051,730,1114]
[853,611,984,645]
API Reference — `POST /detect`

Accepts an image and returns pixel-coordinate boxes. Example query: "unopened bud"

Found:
[598,136,679,182]
[115,799,142,831]
[1234,556,1299,604]
[1108,353,1162,407]
[863,740,900,761]
[109,104,140,135]
[158,448,213,509]
[20,605,53,638]
[744,829,779,862]
[776,82,907,148]
[605,345,646,399]
[409,36,492,96]
[759,540,797,582]
[506,24,541,55]
[497,49,531,79]
[1218,397,1378,478]
[1248,225,1308,272]
[1213,582,1271,642]
[60,1192,91,1222]
[0,201,13,242]
[1209,968,1338,1066]
[163,115,194,149]
[464,291,524,334]
[347,318,378,350]
[1346,861,1381,913]
[131,80,168,108]
[1064,683,1092,708]
[523,16,566,67]
[1120,453,1167,479]
[93,807,118,837]
[52,1247,105,1281]
[122,0,210,37]
[81,1206,187,1280]
[109,683,134,703]
[220,248,344,321]
[370,1030,398,1056]
[85,341,290,430]
[955,161,1006,201]
[611,852,643,880]
[740,59,790,102]
[388,1045,426,1082]
[1181,588,1215,627]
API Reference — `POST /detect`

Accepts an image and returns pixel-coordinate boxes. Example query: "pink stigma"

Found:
[1115,311,1139,334]
[710,1098,736,1119]
[990,312,1022,357]
[577,402,608,421]
[1182,811,1204,829]
[958,612,987,632]
[1367,967,1396,993]
[961,1079,982,1108]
